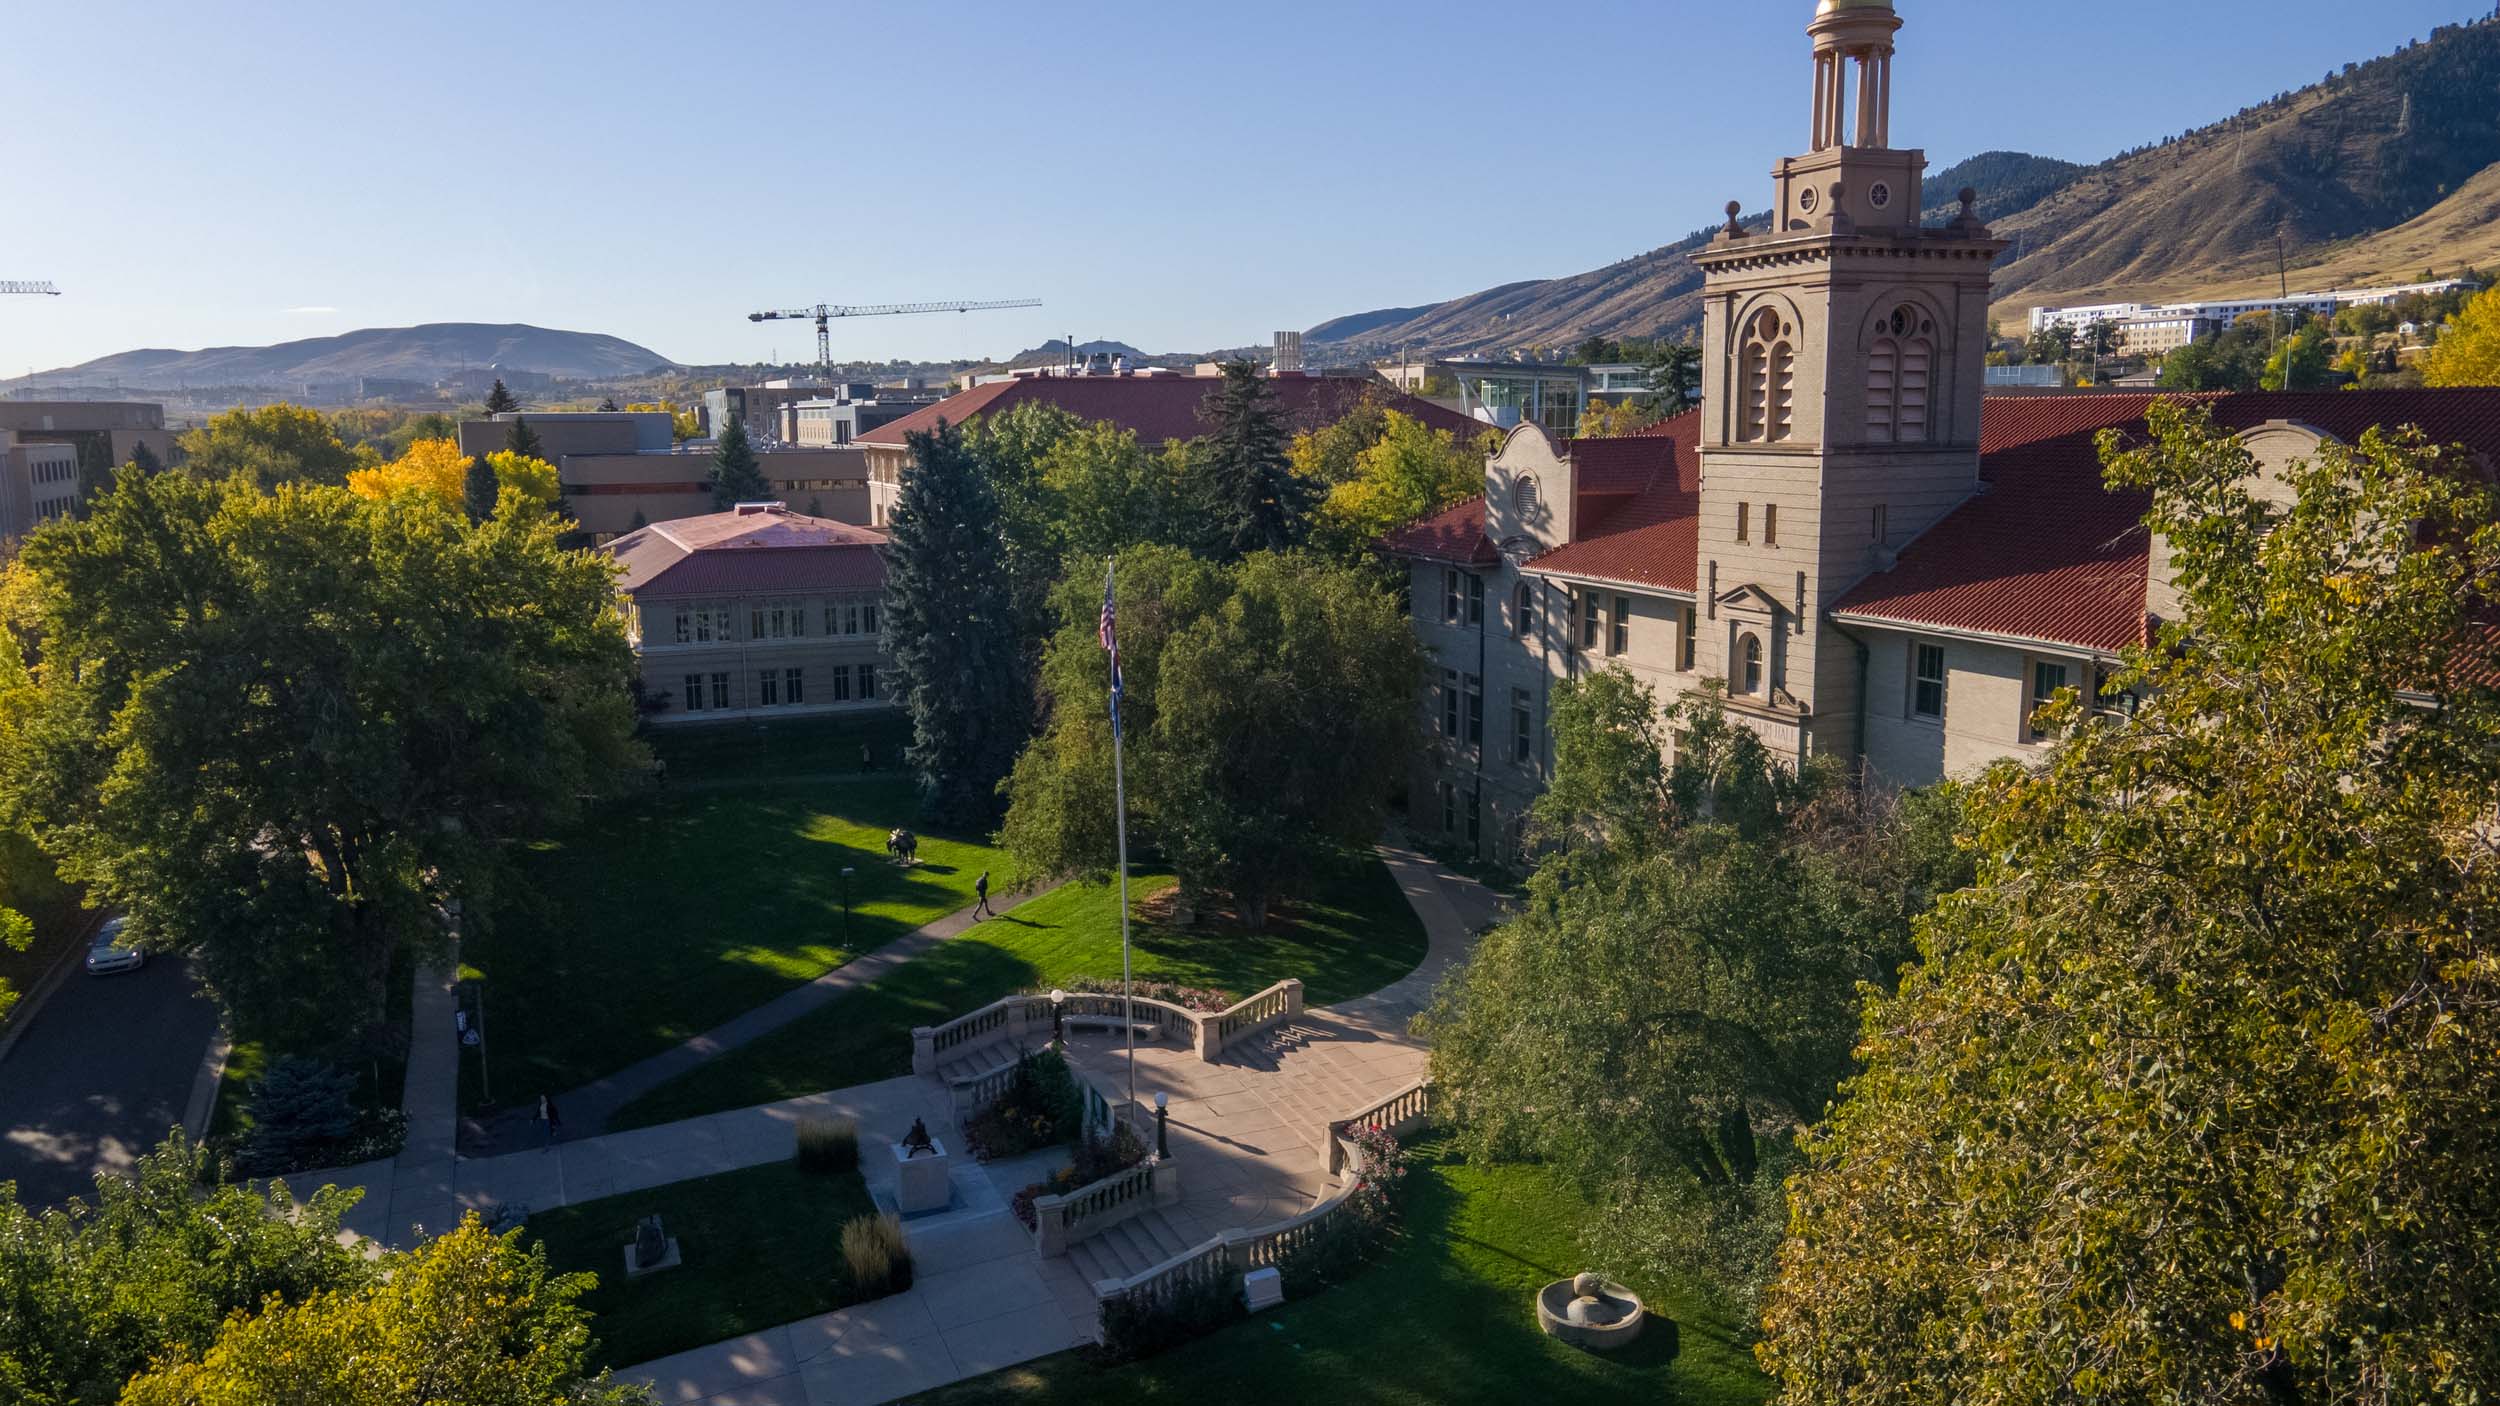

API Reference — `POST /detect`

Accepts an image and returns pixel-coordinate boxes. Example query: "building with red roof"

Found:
[851,369,1487,526]
[605,502,893,724]
[1380,0,2500,867]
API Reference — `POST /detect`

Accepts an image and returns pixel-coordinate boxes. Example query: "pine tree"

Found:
[627,509,648,531]
[483,379,519,415]
[504,416,544,461]
[127,441,163,476]
[1194,361,1312,560]
[235,1056,357,1175]
[597,396,620,412]
[882,420,1029,825]
[461,456,499,524]
[709,417,772,507]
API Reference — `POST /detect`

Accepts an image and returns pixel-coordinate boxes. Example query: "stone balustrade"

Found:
[912,979,1307,1079]
[1196,979,1303,1060]
[1033,1152,1180,1257]
[1323,1077,1433,1178]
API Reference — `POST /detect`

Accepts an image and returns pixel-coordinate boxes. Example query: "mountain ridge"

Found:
[9,322,678,391]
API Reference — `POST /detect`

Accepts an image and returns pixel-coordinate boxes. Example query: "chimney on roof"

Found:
[732,501,786,516]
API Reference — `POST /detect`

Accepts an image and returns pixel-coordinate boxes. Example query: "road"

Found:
[0,956,220,1206]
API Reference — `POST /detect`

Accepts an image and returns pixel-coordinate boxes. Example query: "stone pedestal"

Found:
[1243,1266,1284,1313]
[894,1139,953,1216]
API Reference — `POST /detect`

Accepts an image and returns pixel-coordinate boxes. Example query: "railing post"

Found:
[1193,1013,1220,1062]
[1283,978,1304,1019]
[1220,1227,1254,1275]
[1034,1194,1069,1256]
[910,1025,937,1077]
[1151,1155,1182,1209]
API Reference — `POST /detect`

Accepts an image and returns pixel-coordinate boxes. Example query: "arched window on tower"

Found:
[1739,310,1796,444]
[1740,634,1766,696]
[1868,305,1936,444]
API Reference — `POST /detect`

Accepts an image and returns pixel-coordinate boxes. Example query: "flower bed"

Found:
[1012,1124,1148,1231]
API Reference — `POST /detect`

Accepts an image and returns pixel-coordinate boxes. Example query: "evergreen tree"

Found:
[234,1056,357,1176]
[882,420,1028,825]
[597,395,620,412]
[1194,361,1312,560]
[460,455,499,524]
[503,416,543,461]
[628,508,648,531]
[127,440,163,476]
[708,417,771,508]
[482,379,519,414]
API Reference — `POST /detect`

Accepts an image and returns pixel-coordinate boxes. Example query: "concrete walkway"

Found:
[467,882,1056,1153]
[612,842,1501,1405]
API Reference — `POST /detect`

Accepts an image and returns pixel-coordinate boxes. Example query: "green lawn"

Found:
[460,777,1004,1116]
[609,855,1429,1131]
[524,1158,880,1371]
[914,1140,1770,1406]
[651,711,912,783]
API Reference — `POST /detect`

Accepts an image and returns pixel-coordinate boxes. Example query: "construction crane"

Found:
[2,281,62,296]
[748,298,1042,371]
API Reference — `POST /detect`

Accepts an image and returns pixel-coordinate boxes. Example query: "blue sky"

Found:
[3,0,2490,373]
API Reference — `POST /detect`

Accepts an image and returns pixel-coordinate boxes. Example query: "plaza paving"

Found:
[304,843,1497,1406]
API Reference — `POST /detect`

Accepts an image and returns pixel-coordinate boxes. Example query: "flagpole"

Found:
[1104,561,1136,1126]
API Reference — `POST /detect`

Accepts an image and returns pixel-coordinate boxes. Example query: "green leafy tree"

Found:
[1040,421,1196,562]
[173,405,360,490]
[1286,397,1391,488]
[1193,362,1313,561]
[119,1216,654,1406]
[0,468,643,1048]
[460,455,500,525]
[0,1131,372,1405]
[1757,401,2500,1402]
[963,401,1083,647]
[482,379,519,415]
[707,416,770,508]
[0,902,26,1023]
[1309,411,1487,561]
[882,420,1029,826]
[1001,548,1423,927]
[2423,283,2500,387]
[2026,319,2077,366]
[1420,674,1970,1308]
[2262,319,2334,390]
[503,415,544,462]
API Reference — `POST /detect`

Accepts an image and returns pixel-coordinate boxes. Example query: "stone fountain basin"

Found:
[1535,1276,1646,1351]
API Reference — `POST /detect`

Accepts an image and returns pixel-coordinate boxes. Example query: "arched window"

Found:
[1740,634,1765,695]
[1512,475,1540,515]
[1739,310,1796,443]
[1868,305,1935,443]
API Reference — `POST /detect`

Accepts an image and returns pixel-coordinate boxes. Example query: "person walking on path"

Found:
[973,870,993,919]
[539,1093,563,1150]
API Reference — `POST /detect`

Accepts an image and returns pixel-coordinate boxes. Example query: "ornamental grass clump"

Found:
[794,1117,859,1175]
[839,1213,912,1296]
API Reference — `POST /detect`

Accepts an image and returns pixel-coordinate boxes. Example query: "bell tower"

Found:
[1686,0,2007,763]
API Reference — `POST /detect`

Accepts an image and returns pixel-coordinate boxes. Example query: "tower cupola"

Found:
[1809,0,1902,151]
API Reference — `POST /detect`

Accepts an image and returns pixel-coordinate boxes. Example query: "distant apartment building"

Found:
[700,380,884,443]
[606,502,893,725]
[0,432,83,540]
[459,411,871,538]
[2027,279,2484,353]
[0,400,180,480]
[781,386,944,447]
[1377,359,1588,437]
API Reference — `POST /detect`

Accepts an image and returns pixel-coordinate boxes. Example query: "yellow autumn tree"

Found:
[348,438,559,519]
[1576,396,1661,438]
[2421,284,2500,387]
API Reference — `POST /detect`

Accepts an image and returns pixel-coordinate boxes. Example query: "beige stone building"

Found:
[606,503,895,725]
[0,432,83,541]
[458,411,872,539]
[1385,0,2500,866]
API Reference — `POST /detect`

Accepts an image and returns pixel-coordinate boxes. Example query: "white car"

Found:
[84,917,145,976]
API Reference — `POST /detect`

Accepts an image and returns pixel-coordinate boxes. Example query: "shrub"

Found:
[795,1117,859,1175]
[1275,1123,1409,1298]
[1092,1261,1245,1365]
[963,1048,1085,1161]
[1010,1126,1152,1231]
[839,1213,913,1297]
[234,1057,362,1176]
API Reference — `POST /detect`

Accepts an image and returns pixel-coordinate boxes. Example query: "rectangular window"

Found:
[788,606,805,638]
[1579,593,1601,650]
[1511,688,1533,765]
[1466,788,1481,846]
[785,668,804,705]
[710,672,730,710]
[1441,668,1461,738]
[1764,504,1779,546]
[830,666,851,702]
[1736,502,1751,544]
[694,608,715,643]
[2028,660,2071,741]
[1873,503,1890,544]
[683,673,705,712]
[1442,569,1461,623]
[1440,782,1456,834]
[1466,574,1485,626]
[751,609,766,640]
[1679,605,1698,671]
[1513,582,1535,639]
[825,604,840,636]
[861,601,878,634]
[1912,643,1946,720]
[858,664,877,700]
[843,603,862,635]
[713,606,732,642]
[1610,596,1631,656]
[1464,673,1484,747]
[758,671,779,707]
[675,608,694,645]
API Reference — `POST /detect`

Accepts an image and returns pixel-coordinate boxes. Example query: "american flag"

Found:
[1101,563,1124,740]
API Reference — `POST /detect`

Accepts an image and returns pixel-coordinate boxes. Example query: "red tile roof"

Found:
[1838,390,2500,653]
[853,373,1488,449]
[1528,413,1704,592]
[1381,495,1499,566]
[607,504,887,596]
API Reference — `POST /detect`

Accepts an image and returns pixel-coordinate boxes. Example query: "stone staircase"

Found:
[1064,1207,1200,1289]
[1224,1020,1315,1070]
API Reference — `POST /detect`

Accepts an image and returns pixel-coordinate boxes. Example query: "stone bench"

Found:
[1062,1014,1163,1040]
